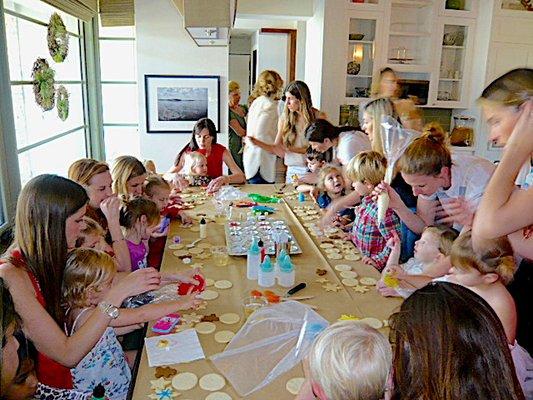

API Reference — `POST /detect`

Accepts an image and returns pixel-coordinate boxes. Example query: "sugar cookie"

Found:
[334,264,352,272]
[219,313,240,324]
[214,280,233,289]
[171,372,198,391]
[205,392,232,400]
[195,322,216,334]
[205,278,215,287]
[286,377,305,395]
[198,290,219,300]
[168,243,184,250]
[359,277,377,286]
[199,373,225,391]
[341,278,358,287]
[214,330,235,344]
[340,270,358,279]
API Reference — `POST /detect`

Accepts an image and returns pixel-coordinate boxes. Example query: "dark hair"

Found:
[305,146,327,163]
[390,282,524,400]
[119,197,160,229]
[305,119,357,144]
[7,175,88,325]
[175,118,217,166]
[1,277,18,349]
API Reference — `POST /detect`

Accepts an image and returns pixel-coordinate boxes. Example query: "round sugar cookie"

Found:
[344,253,362,261]
[198,290,219,300]
[195,322,216,334]
[359,277,377,286]
[171,372,198,391]
[188,247,204,255]
[199,373,226,391]
[205,278,215,287]
[324,247,340,254]
[168,243,184,250]
[327,253,342,260]
[340,270,358,279]
[341,278,359,287]
[286,377,305,395]
[214,280,233,290]
[219,313,240,325]
[319,243,334,248]
[205,392,232,400]
[173,250,190,257]
[359,317,383,329]
[214,330,235,344]
[334,264,352,272]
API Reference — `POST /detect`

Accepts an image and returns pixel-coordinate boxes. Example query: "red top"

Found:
[1,249,74,389]
[193,143,226,178]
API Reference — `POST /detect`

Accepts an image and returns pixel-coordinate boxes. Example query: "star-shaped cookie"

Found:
[322,283,342,292]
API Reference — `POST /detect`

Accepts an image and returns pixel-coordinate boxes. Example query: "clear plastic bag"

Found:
[210,301,328,397]
[214,185,248,202]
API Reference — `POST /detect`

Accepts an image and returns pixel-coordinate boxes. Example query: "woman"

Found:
[111,155,147,199]
[390,282,525,400]
[170,118,245,192]
[68,159,131,272]
[0,175,160,389]
[228,80,247,172]
[247,80,325,183]
[243,70,284,184]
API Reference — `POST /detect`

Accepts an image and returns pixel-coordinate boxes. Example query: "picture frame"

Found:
[144,75,220,133]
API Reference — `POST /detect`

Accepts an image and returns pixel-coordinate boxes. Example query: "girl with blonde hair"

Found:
[112,156,147,199]
[243,70,284,183]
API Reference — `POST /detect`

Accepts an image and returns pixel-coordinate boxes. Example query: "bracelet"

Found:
[112,237,125,243]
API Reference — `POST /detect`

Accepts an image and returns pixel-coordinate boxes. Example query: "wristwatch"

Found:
[98,302,120,319]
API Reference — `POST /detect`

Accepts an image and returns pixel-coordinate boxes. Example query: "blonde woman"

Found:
[111,156,147,199]
[243,70,284,183]
[228,81,247,171]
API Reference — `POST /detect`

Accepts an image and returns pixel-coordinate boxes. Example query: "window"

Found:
[98,22,140,163]
[4,0,88,185]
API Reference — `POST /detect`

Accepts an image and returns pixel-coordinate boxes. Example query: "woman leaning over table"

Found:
[0,174,160,389]
[170,117,245,192]
[228,80,248,172]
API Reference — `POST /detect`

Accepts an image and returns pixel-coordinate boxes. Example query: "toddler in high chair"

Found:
[447,230,533,397]
[295,148,326,194]
[315,165,354,226]
[347,151,401,271]
[181,152,211,187]
[295,320,392,400]
[62,248,202,399]
[378,225,458,298]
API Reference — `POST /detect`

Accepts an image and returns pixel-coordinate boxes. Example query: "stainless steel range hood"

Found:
[171,0,237,47]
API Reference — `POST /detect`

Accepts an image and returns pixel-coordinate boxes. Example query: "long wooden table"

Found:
[131,185,402,399]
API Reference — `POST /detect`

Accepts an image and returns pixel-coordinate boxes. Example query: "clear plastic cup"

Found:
[242,296,268,319]
[211,246,229,266]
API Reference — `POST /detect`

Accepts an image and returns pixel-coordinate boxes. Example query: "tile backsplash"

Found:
[421,108,453,134]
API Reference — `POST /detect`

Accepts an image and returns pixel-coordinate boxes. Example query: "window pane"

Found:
[99,40,136,81]
[101,84,138,123]
[11,83,85,149]
[5,14,82,82]
[18,129,86,185]
[104,126,140,163]
[4,0,80,33]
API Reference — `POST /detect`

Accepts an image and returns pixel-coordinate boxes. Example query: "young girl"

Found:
[347,151,402,271]
[63,248,201,399]
[112,156,147,199]
[76,217,114,256]
[314,165,354,226]
[378,225,458,298]
[181,151,212,187]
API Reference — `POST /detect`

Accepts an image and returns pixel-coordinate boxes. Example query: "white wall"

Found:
[256,32,289,83]
[304,0,325,110]
[135,0,229,171]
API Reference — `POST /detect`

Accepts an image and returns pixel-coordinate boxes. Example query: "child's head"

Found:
[143,159,157,174]
[308,320,391,400]
[144,175,171,211]
[3,334,38,400]
[63,248,117,308]
[450,230,516,287]
[306,147,326,173]
[415,225,458,263]
[346,151,386,195]
[317,165,344,195]
[75,217,114,255]
[112,155,147,198]
[119,197,161,239]
[184,152,208,177]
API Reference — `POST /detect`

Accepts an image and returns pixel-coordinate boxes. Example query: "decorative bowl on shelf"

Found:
[443,31,464,46]
[349,33,365,40]
[347,61,361,75]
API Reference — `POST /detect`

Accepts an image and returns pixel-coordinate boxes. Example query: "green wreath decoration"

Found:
[32,58,55,111]
[48,13,69,63]
[56,85,69,121]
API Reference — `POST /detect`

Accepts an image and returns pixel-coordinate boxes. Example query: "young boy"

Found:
[347,151,401,271]
[378,225,459,297]
[296,321,392,400]
[295,147,327,193]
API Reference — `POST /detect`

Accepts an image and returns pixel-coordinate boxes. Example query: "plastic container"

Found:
[258,256,275,287]
[298,192,306,202]
[278,257,295,288]
[199,218,207,239]
[247,239,261,280]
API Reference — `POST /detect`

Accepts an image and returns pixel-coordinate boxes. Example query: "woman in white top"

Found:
[246,80,326,183]
[243,70,284,184]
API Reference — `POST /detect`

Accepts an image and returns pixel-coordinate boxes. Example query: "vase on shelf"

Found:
[347,61,361,75]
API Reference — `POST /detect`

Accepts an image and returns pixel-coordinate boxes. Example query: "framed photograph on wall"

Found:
[145,75,220,133]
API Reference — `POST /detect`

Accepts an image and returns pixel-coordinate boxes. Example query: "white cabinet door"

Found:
[487,43,533,83]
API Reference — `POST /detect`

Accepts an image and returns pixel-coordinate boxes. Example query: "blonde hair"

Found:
[479,68,532,107]
[248,70,283,105]
[62,248,116,309]
[112,156,146,198]
[398,127,451,176]
[68,159,110,186]
[228,80,240,93]
[143,159,157,174]
[424,225,459,256]
[317,165,344,191]
[119,197,160,229]
[362,97,397,154]
[451,230,516,285]
[346,151,387,186]
[144,175,171,197]
[183,151,207,176]
[308,320,392,400]
[371,67,399,97]
[280,80,316,147]
[75,217,106,248]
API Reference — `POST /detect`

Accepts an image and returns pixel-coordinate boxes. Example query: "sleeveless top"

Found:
[195,143,226,178]
[0,249,74,389]
[67,308,131,399]
[126,240,147,271]
[228,104,247,171]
